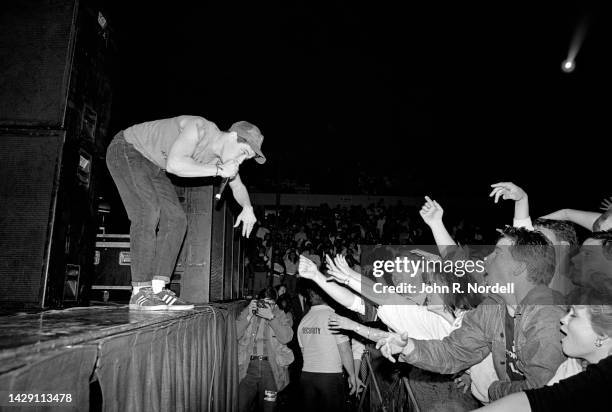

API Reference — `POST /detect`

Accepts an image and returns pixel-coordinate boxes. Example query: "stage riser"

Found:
[0,304,244,412]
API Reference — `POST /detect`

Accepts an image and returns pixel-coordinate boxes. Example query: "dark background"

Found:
[103,0,609,215]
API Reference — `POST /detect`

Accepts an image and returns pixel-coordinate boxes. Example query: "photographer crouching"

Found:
[236,287,294,412]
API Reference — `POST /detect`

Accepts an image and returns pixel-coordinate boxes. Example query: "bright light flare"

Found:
[561,59,575,73]
[562,17,588,74]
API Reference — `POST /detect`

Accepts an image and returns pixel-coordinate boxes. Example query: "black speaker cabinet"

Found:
[0,0,116,307]
[175,181,246,304]
[0,129,98,307]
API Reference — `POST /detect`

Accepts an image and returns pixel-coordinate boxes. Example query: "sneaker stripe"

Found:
[167,297,177,305]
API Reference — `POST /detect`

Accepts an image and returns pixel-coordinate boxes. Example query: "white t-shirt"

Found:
[547,358,583,385]
[347,296,454,338]
[298,305,349,373]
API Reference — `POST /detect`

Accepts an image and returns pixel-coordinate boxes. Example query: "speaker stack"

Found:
[0,0,116,308]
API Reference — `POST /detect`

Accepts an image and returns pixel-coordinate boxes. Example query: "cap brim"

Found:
[236,130,266,164]
[255,154,266,164]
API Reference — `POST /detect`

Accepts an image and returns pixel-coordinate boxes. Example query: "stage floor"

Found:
[0,304,235,364]
[0,302,244,411]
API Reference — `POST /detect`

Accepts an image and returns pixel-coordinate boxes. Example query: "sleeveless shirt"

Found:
[123,116,221,169]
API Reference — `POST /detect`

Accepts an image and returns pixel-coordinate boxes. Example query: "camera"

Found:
[252,299,270,314]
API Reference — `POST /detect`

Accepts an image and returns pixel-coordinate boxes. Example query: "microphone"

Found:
[215,177,230,201]
[215,156,244,201]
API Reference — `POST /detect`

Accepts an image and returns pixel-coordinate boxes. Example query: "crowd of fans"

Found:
[236,183,612,412]
[244,201,490,292]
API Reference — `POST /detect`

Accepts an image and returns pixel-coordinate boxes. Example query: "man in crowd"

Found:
[106,115,264,310]
[236,287,294,412]
[298,283,358,411]
[489,182,579,296]
[376,227,567,401]
[568,230,612,304]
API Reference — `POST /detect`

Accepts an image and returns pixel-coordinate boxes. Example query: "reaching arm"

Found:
[229,173,252,209]
[419,196,456,257]
[228,174,257,237]
[489,182,532,229]
[298,255,361,308]
[325,255,413,306]
[376,303,492,374]
[539,209,601,231]
[329,314,389,342]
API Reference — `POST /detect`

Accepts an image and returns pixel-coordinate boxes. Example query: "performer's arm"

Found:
[229,174,257,237]
[228,173,252,209]
[166,119,219,177]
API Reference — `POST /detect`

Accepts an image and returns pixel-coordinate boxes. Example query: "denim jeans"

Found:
[239,359,278,412]
[105,132,187,286]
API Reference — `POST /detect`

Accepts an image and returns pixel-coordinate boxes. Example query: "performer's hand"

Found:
[234,206,256,237]
[489,182,527,203]
[419,196,444,226]
[218,159,239,178]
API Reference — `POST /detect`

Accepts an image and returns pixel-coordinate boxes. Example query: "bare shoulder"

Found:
[177,115,209,129]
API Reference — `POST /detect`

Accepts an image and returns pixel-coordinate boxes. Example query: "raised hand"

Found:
[333,254,362,280]
[600,196,612,212]
[298,255,321,280]
[419,196,444,226]
[489,182,526,203]
[325,254,352,284]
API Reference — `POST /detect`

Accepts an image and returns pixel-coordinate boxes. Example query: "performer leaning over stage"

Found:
[106,115,265,310]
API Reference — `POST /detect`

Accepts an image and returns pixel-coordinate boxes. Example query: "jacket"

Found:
[400,285,567,401]
[236,305,294,391]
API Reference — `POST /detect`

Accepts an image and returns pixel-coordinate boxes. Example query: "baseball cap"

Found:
[229,121,266,164]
